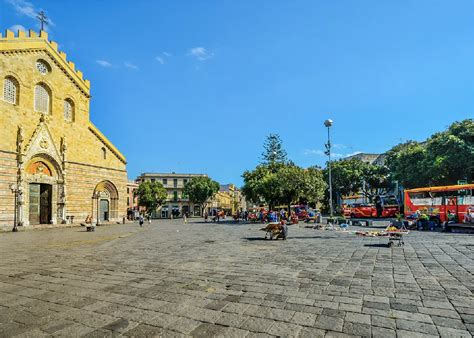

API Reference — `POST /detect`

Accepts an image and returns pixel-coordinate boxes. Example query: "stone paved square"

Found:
[0,219,473,337]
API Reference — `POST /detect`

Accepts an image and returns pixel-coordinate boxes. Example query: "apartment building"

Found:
[136,173,207,218]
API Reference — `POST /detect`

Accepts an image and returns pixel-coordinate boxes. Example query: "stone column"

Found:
[16,126,26,227]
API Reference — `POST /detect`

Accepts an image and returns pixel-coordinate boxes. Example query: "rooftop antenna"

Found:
[36,10,48,31]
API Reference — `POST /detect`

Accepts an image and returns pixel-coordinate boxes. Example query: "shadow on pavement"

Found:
[364,243,389,248]
[243,237,270,241]
[242,236,323,241]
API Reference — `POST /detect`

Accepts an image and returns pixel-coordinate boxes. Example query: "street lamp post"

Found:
[9,184,20,232]
[324,119,334,218]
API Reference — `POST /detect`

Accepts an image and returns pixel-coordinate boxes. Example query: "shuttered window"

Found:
[64,99,74,122]
[34,84,50,113]
[3,77,18,104]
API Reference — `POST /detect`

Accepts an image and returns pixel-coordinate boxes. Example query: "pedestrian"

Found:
[204,211,209,223]
[139,214,144,227]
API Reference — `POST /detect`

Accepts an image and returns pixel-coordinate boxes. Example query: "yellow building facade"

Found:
[209,184,244,215]
[0,29,128,228]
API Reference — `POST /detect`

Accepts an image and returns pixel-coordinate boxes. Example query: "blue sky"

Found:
[2,0,473,186]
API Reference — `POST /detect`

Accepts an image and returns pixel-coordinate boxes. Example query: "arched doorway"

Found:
[99,198,109,221]
[93,181,119,223]
[24,157,64,225]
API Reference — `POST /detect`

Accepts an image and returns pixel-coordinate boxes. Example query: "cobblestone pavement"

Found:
[0,219,473,337]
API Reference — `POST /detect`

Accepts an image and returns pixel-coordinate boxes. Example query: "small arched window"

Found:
[102,147,107,160]
[3,76,19,104]
[34,83,51,114]
[63,99,74,122]
[36,60,51,75]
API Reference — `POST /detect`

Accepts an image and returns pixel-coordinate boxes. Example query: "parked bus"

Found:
[404,184,474,226]
[343,194,400,218]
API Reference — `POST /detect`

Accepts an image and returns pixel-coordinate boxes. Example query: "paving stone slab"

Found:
[313,315,344,332]
[396,319,439,335]
[190,322,227,337]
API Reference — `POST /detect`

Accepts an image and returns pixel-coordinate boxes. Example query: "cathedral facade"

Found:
[0,29,128,228]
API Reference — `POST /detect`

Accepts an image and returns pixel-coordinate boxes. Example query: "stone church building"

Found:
[0,29,128,229]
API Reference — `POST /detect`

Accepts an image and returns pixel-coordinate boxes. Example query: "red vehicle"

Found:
[342,195,365,217]
[343,195,400,218]
[404,184,474,226]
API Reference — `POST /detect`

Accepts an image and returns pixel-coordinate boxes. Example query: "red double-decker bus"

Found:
[404,184,474,225]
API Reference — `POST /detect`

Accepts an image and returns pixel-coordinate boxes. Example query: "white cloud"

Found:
[303,149,344,158]
[188,47,214,61]
[7,0,36,18]
[9,24,26,32]
[124,62,139,70]
[304,149,325,156]
[155,52,171,65]
[96,60,112,67]
[344,151,363,158]
[6,0,55,28]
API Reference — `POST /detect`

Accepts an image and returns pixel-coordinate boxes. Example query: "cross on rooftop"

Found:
[36,11,48,31]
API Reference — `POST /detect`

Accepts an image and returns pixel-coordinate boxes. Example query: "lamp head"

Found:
[324,119,333,128]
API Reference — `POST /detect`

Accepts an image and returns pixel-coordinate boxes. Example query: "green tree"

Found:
[242,164,327,211]
[423,119,474,185]
[361,163,392,200]
[386,119,473,188]
[135,181,167,215]
[261,134,288,168]
[242,135,327,212]
[183,176,220,213]
[325,158,366,198]
[242,165,280,209]
[275,164,304,212]
[385,141,427,188]
[300,166,327,206]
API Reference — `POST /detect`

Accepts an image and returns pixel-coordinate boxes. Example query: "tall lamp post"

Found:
[324,119,334,218]
[9,184,20,232]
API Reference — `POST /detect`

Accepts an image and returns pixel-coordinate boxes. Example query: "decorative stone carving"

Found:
[17,126,24,147]
[24,116,62,167]
[39,138,49,149]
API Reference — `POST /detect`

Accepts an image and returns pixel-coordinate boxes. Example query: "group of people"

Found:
[204,209,226,222]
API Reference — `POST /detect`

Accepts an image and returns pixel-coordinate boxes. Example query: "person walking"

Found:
[139,214,144,227]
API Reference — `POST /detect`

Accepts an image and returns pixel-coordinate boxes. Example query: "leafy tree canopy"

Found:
[324,158,366,198]
[323,158,391,205]
[135,181,167,214]
[244,135,326,210]
[242,163,326,210]
[385,141,428,188]
[300,166,327,205]
[183,176,220,205]
[386,119,473,188]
